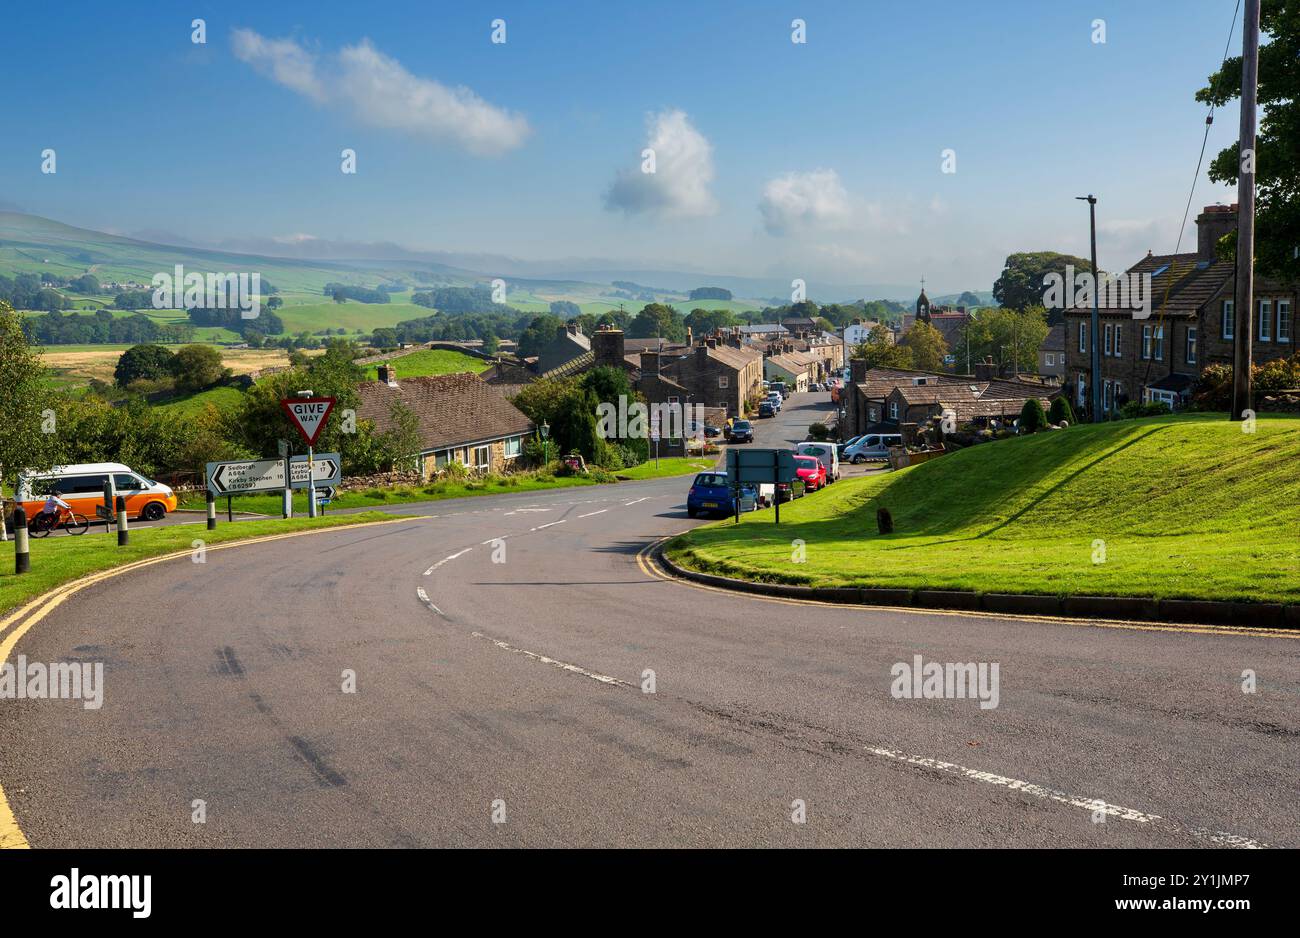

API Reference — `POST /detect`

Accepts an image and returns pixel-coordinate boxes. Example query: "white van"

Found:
[16,463,177,522]
[843,434,903,463]
[796,441,840,481]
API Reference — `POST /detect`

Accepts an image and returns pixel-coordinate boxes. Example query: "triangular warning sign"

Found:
[280,397,336,446]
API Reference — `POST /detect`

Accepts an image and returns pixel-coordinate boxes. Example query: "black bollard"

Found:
[116,495,129,546]
[14,506,29,574]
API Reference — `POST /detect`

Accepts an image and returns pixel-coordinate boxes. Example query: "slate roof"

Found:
[357,372,535,452]
[1041,324,1066,351]
[1064,252,1235,320]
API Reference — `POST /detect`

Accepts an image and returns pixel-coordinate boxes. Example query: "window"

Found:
[1104,324,1113,356]
[1103,380,1112,412]
[472,445,490,469]
[868,407,879,421]
[1153,325,1165,361]
[1045,353,1055,366]
[503,436,522,459]
[1113,381,1122,411]
[1259,299,1272,341]
[1142,324,1152,360]
[1113,325,1121,358]
[1279,300,1291,344]
[889,400,899,420]
[434,450,452,469]
[718,375,729,388]
[1222,300,1234,340]
[1076,374,1086,406]
[1078,322,1087,353]
[1186,327,1197,364]
[113,473,143,491]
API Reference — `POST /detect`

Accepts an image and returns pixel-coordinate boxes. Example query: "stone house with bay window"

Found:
[357,367,535,478]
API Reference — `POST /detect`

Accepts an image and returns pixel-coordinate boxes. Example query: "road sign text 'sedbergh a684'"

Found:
[280,397,336,446]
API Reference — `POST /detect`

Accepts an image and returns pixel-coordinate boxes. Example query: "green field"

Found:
[361,349,490,380]
[153,384,247,416]
[667,413,1300,604]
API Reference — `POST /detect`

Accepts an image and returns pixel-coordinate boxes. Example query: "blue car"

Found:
[687,472,757,518]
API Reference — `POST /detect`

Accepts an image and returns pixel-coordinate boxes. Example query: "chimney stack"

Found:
[378,363,398,387]
[1196,204,1238,261]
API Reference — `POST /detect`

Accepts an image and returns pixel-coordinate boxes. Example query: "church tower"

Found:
[916,278,932,323]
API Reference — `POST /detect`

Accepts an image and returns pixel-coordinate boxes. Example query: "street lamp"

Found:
[1076,194,1102,422]
[540,420,550,465]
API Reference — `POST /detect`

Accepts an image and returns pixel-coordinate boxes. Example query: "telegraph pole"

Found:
[1077,194,1102,421]
[1232,0,1260,422]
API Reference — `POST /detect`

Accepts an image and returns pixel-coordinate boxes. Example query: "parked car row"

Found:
[686,469,810,518]
[840,433,903,463]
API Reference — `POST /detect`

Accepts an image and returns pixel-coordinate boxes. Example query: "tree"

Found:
[900,321,949,371]
[1019,398,1048,433]
[627,303,686,342]
[683,307,738,337]
[114,344,175,387]
[371,328,397,349]
[518,314,565,358]
[0,301,61,528]
[170,344,228,393]
[851,324,914,369]
[549,300,581,318]
[993,252,1097,315]
[1048,397,1076,425]
[953,306,1049,375]
[265,295,283,311]
[1197,0,1300,280]
[481,333,500,355]
[374,401,422,472]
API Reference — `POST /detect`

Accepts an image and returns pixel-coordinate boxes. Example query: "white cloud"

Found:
[230,29,529,155]
[605,109,718,219]
[758,169,852,236]
[231,29,327,103]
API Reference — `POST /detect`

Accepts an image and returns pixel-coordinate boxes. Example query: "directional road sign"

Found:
[280,397,336,446]
[207,453,341,495]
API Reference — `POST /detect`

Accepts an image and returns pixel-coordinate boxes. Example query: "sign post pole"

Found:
[308,444,317,519]
[773,449,780,525]
[279,439,291,519]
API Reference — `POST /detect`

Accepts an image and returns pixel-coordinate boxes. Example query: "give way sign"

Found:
[280,397,336,446]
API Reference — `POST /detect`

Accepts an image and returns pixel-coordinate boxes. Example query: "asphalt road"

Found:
[1,392,1296,848]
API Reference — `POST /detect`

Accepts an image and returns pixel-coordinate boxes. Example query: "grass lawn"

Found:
[179,473,604,515]
[666,413,1300,604]
[617,456,718,480]
[361,349,490,380]
[152,384,246,416]
[0,511,399,619]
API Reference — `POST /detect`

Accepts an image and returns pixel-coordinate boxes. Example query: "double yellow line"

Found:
[636,537,1300,640]
[0,516,417,849]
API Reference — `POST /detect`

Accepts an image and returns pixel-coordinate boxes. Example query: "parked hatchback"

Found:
[758,401,776,418]
[793,455,827,491]
[729,420,754,443]
[686,473,756,517]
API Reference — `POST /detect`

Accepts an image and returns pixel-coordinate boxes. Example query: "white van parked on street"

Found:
[795,441,840,481]
[843,434,903,463]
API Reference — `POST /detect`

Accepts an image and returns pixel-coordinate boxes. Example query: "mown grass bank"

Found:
[666,414,1300,604]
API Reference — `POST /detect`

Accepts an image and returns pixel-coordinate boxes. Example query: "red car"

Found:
[793,455,827,491]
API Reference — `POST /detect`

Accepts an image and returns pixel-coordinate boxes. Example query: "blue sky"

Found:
[0,0,1246,295]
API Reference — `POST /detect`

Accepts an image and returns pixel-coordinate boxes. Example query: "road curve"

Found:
[1,393,1296,848]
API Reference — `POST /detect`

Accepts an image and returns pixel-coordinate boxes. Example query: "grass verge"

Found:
[179,474,603,515]
[665,413,1300,604]
[0,511,399,618]
[616,456,717,480]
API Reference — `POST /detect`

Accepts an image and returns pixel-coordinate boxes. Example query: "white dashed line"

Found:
[577,509,608,518]
[415,587,443,616]
[623,497,651,506]
[423,547,473,575]
[862,746,1267,849]
[470,632,631,687]
[481,536,507,545]
[530,520,566,531]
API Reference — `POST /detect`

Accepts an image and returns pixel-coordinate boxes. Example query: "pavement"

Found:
[0,391,1295,848]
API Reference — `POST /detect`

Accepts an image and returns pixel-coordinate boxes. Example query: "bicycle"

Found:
[29,506,90,537]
